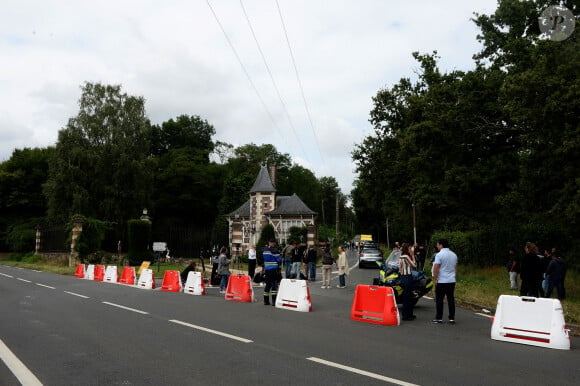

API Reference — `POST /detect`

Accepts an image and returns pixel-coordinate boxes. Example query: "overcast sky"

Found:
[1,0,499,195]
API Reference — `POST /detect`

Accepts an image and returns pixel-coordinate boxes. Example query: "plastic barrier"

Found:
[491,295,570,350]
[85,264,95,280]
[119,267,136,285]
[74,264,85,278]
[275,279,312,312]
[137,268,156,289]
[225,274,253,302]
[350,285,400,326]
[94,265,105,282]
[183,271,206,295]
[161,270,182,292]
[103,265,118,283]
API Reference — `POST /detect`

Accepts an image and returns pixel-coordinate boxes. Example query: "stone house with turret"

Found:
[226,165,317,255]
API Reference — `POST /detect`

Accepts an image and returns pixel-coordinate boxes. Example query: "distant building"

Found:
[226,165,317,254]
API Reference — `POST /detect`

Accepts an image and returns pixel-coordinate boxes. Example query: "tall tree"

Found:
[44,82,153,227]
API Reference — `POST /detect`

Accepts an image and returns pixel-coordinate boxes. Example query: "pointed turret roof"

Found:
[249,165,276,193]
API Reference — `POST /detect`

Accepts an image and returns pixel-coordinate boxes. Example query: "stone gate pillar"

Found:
[69,217,84,267]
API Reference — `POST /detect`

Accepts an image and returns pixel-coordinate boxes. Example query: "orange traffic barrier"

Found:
[74,264,85,278]
[119,267,136,285]
[350,285,400,326]
[161,270,182,292]
[94,265,105,282]
[225,274,253,302]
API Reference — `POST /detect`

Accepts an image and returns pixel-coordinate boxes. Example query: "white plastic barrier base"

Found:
[137,269,156,289]
[275,279,312,312]
[183,271,205,295]
[104,265,118,283]
[491,295,570,350]
[85,264,95,280]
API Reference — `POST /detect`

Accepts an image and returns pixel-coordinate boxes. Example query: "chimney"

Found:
[268,164,277,188]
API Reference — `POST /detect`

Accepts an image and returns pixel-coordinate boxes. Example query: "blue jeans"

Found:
[546,279,565,300]
[339,274,345,287]
[284,258,292,278]
[220,274,229,291]
[292,262,302,279]
[308,261,316,280]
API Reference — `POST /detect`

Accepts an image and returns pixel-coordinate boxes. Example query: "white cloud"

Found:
[0,0,499,191]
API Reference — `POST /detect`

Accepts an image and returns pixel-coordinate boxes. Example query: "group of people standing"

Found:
[398,238,458,324]
[507,242,567,300]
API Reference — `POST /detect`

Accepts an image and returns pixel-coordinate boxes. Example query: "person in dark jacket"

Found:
[180,261,196,284]
[545,250,567,300]
[520,242,540,297]
[321,246,335,289]
[262,239,281,305]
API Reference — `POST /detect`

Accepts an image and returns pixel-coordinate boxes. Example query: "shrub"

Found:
[5,220,40,253]
[22,254,43,264]
[256,223,276,266]
[70,216,113,264]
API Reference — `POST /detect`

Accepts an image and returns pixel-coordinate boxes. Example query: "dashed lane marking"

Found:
[35,283,55,289]
[102,302,149,315]
[0,273,13,278]
[16,278,31,283]
[307,357,419,385]
[64,291,89,299]
[169,319,253,343]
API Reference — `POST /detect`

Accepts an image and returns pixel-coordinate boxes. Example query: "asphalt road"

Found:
[1,251,579,385]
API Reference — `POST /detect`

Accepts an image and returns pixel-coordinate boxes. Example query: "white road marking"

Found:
[169,319,253,343]
[32,270,42,272]
[307,357,419,385]
[35,283,55,289]
[16,278,31,283]
[423,296,433,300]
[102,302,149,315]
[0,338,43,386]
[64,291,90,299]
[0,273,14,278]
[475,312,493,319]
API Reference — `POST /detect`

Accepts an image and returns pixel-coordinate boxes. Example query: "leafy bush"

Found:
[431,223,578,269]
[5,220,40,253]
[70,216,113,263]
[22,254,43,264]
[256,223,276,266]
[126,219,152,265]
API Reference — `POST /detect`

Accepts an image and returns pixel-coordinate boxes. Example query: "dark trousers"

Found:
[263,269,278,305]
[435,282,455,320]
[400,274,415,319]
[248,259,256,279]
[520,278,538,297]
[546,279,565,300]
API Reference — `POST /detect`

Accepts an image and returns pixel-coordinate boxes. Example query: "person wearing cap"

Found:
[262,239,281,305]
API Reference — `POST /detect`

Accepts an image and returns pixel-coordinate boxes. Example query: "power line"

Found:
[275,0,326,170]
[206,0,288,145]
[239,0,309,163]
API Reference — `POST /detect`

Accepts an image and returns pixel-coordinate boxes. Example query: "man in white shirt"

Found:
[432,238,458,324]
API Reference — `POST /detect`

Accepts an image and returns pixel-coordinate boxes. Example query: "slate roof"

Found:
[267,194,316,216]
[227,199,250,217]
[249,165,276,193]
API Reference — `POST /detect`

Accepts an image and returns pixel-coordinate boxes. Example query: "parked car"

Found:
[359,247,383,268]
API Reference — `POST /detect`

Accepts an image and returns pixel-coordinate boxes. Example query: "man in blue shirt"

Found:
[432,238,458,324]
[262,239,281,306]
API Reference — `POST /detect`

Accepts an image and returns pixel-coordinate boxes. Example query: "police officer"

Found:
[262,239,281,305]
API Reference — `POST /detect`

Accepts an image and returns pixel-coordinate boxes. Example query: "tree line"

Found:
[351,0,579,266]
[0,83,352,255]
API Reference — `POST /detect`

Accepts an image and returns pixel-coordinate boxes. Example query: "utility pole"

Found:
[386,217,390,249]
[412,202,417,245]
[335,194,339,239]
